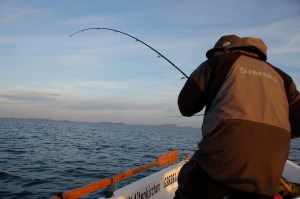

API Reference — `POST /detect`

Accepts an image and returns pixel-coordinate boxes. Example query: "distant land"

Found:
[0,117,199,129]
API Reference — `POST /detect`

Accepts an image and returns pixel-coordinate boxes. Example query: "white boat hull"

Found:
[283,160,300,184]
[101,160,300,199]
[100,161,184,199]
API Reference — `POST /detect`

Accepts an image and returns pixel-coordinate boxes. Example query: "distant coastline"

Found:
[0,117,199,129]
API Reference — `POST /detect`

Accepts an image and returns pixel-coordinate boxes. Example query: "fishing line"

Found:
[70,28,189,79]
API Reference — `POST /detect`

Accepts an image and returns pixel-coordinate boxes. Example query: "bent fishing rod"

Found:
[70,28,189,79]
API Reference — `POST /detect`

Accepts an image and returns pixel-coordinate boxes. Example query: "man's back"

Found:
[175,35,300,199]
[193,52,290,195]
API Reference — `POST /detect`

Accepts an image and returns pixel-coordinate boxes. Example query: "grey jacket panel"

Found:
[202,55,290,136]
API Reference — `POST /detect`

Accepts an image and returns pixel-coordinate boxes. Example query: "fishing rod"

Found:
[70,28,189,79]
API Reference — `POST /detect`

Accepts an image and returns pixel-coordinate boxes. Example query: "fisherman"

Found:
[174,35,300,199]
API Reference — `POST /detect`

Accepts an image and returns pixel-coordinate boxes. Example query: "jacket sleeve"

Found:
[288,81,300,139]
[269,64,300,139]
[178,62,211,116]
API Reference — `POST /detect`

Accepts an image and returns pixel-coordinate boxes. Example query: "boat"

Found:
[51,150,300,199]
[98,156,185,199]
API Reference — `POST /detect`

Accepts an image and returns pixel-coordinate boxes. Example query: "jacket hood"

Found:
[206,35,268,60]
[206,35,240,59]
[229,37,267,60]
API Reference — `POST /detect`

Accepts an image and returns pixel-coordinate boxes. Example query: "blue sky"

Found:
[0,0,299,128]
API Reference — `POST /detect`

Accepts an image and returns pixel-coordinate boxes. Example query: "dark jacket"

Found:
[178,52,300,195]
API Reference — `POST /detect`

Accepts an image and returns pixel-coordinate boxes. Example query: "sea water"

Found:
[0,118,299,199]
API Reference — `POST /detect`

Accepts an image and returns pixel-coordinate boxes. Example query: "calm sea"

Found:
[0,118,299,199]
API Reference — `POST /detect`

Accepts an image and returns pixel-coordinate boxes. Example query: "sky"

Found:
[0,0,299,128]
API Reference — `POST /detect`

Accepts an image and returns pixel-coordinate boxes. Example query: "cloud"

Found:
[59,15,121,28]
[275,33,300,54]
[76,80,124,90]
[0,86,190,126]
[66,98,170,112]
[236,17,300,52]
[0,84,178,112]
[0,1,42,27]
[0,88,66,105]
